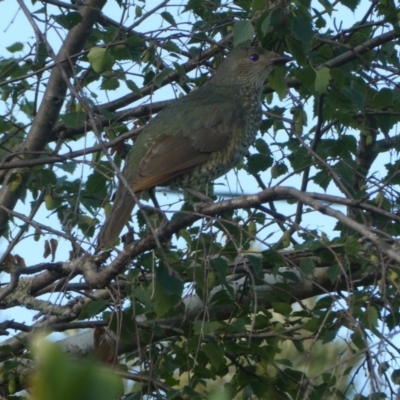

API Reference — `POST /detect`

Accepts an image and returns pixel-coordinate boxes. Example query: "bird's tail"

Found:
[97,185,139,249]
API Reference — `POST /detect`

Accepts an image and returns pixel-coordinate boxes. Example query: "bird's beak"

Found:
[271,55,292,66]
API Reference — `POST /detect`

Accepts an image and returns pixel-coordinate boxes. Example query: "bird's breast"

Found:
[173,97,262,188]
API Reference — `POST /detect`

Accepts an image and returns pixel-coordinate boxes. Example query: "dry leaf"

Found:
[14,254,26,267]
[43,240,51,259]
[50,238,58,262]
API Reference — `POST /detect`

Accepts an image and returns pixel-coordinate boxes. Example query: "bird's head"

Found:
[212,47,291,91]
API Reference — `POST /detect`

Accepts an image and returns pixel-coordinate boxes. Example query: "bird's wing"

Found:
[129,103,245,192]
[131,135,210,192]
[188,107,242,152]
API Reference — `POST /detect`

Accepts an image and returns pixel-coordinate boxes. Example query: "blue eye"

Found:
[249,53,259,62]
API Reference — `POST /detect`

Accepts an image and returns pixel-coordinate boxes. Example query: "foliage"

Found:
[1,0,400,399]
[31,339,123,400]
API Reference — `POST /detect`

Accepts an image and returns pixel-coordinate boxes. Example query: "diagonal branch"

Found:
[321,29,400,69]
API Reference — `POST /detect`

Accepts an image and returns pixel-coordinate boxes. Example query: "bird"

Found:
[97,47,290,248]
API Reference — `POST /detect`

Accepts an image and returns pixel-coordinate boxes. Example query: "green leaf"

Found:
[173,62,187,77]
[292,339,304,353]
[315,14,326,29]
[59,111,86,128]
[154,68,173,87]
[233,20,255,47]
[299,258,315,275]
[302,316,319,332]
[153,283,180,318]
[19,99,34,118]
[291,15,313,45]
[0,345,13,355]
[342,88,365,111]
[327,264,340,284]
[247,153,273,174]
[210,257,229,277]
[77,215,97,237]
[87,47,115,73]
[276,358,293,367]
[192,365,214,380]
[271,302,292,316]
[345,236,362,256]
[254,138,270,155]
[313,169,331,190]
[203,342,225,370]
[193,321,222,335]
[332,159,357,189]
[352,331,366,351]
[391,369,400,385]
[134,286,154,313]
[55,162,78,174]
[378,362,390,376]
[314,296,333,310]
[110,44,131,60]
[340,0,360,11]
[295,66,316,90]
[86,172,106,196]
[315,67,331,93]
[246,254,262,276]
[33,342,123,400]
[161,11,176,26]
[101,76,120,90]
[6,42,23,53]
[126,79,143,97]
[336,135,358,156]
[366,306,378,329]
[286,37,308,66]
[126,34,143,47]
[156,263,184,296]
[280,271,300,282]
[260,13,272,34]
[268,66,287,100]
[271,162,288,179]
[94,161,114,180]
[374,88,393,108]
[252,0,267,12]
[322,329,337,344]
[36,169,57,186]
[318,0,333,14]
[135,5,142,18]
[164,40,181,54]
[287,146,311,171]
[53,12,83,29]
[78,299,108,320]
[229,318,246,333]
[330,67,345,87]
[35,42,48,69]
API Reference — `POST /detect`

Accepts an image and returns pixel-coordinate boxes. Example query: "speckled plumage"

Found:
[97,47,289,248]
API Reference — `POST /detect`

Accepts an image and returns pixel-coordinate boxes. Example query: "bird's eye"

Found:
[249,53,260,62]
